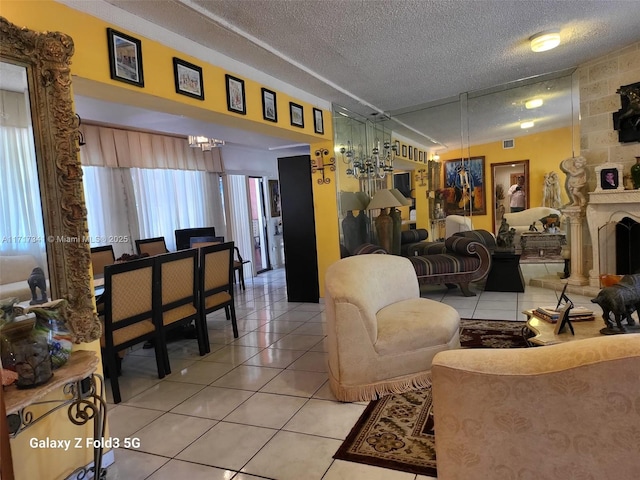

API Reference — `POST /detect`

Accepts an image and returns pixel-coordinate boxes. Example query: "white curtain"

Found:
[227,175,254,279]
[130,168,224,251]
[82,166,139,258]
[0,125,47,267]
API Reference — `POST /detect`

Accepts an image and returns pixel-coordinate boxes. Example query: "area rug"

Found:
[333,319,527,477]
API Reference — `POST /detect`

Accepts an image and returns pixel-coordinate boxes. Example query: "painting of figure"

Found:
[442,157,486,215]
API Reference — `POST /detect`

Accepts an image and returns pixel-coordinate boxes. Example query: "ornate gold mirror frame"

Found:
[0,17,101,342]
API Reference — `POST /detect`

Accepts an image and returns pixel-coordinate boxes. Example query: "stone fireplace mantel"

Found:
[586,190,640,287]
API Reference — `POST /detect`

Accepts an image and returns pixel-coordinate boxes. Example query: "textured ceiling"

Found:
[92,0,640,150]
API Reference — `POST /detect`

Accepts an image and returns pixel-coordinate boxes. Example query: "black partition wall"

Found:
[277,155,320,303]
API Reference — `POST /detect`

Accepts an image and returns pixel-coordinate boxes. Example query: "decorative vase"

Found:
[0,317,52,388]
[390,207,402,255]
[342,211,361,254]
[356,210,370,244]
[374,208,394,253]
[631,156,640,189]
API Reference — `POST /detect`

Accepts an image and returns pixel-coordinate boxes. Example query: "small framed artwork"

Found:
[107,28,144,87]
[419,151,424,162]
[290,102,304,128]
[225,74,246,115]
[261,88,277,122]
[269,180,281,217]
[409,146,413,160]
[594,163,624,192]
[402,145,407,157]
[394,140,400,154]
[313,108,324,134]
[173,57,204,100]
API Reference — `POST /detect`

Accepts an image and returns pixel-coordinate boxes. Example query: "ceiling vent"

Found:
[503,139,515,149]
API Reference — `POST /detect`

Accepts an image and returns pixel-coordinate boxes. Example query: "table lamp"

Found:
[389,189,412,254]
[367,189,403,253]
[340,192,366,253]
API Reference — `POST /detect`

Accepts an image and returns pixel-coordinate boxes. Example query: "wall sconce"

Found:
[311,149,335,184]
[339,140,395,179]
[416,169,428,187]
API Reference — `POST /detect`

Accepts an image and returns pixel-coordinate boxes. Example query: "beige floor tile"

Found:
[473,309,519,321]
[147,459,236,480]
[243,347,306,368]
[260,369,327,397]
[202,344,263,365]
[165,360,235,385]
[271,310,321,322]
[312,381,337,401]
[283,399,366,439]
[211,365,282,390]
[291,322,326,335]
[256,320,306,334]
[131,412,216,457]
[286,351,328,372]
[231,330,286,347]
[106,448,169,480]
[242,430,341,480]
[176,422,277,470]
[323,459,416,480]
[107,405,164,439]
[123,381,204,411]
[269,334,324,350]
[223,392,307,428]
[477,298,518,310]
[171,386,254,419]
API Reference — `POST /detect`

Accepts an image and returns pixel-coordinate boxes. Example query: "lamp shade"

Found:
[390,188,412,206]
[340,192,364,212]
[367,189,403,210]
[355,191,370,210]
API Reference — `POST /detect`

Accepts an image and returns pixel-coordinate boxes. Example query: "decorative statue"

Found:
[560,156,588,208]
[496,218,516,250]
[27,267,48,305]
[542,171,562,208]
[591,274,640,333]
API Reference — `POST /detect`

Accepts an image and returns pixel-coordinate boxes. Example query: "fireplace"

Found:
[586,190,640,287]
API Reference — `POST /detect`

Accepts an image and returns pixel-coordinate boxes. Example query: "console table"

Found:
[3,350,107,479]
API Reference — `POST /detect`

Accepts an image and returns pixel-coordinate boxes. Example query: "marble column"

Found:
[562,206,589,285]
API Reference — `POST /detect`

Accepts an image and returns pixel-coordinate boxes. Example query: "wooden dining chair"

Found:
[189,236,224,249]
[153,249,205,374]
[135,237,168,257]
[232,246,251,291]
[90,245,115,277]
[101,257,165,404]
[199,242,239,350]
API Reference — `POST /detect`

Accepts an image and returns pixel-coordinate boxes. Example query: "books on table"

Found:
[535,305,595,323]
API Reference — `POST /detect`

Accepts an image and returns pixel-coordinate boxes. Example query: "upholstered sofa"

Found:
[0,255,44,302]
[503,206,562,244]
[355,229,496,296]
[325,254,460,402]
[432,334,640,480]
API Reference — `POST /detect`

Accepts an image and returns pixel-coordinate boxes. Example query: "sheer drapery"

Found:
[0,125,47,267]
[227,175,254,279]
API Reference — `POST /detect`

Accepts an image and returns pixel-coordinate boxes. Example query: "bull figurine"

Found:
[591,274,640,332]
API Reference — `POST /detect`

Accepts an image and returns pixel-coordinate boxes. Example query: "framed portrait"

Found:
[402,145,407,157]
[269,180,281,217]
[225,74,246,115]
[107,28,144,87]
[409,146,413,160]
[394,140,400,154]
[172,57,203,100]
[594,163,624,192]
[313,108,324,134]
[442,156,486,215]
[290,102,304,128]
[419,151,424,162]
[261,88,277,122]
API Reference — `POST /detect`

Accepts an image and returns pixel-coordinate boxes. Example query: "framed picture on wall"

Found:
[262,88,277,122]
[290,102,304,128]
[225,74,246,115]
[107,28,144,87]
[269,179,281,217]
[442,156,486,215]
[408,146,413,160]
[402,145,407,157]
[172,57,204,100]
[313,108,324,134]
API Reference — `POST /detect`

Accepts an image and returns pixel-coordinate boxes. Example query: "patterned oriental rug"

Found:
[333,319,528,477]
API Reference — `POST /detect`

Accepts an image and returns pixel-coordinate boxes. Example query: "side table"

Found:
[484,251,525,292]
[522,310,604,346]
[3,350,107,479]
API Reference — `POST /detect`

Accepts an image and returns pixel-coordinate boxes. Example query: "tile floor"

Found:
[104,263,603,480]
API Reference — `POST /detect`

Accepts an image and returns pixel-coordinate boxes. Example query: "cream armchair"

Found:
[432,334,640,480]
[325,255,460,402]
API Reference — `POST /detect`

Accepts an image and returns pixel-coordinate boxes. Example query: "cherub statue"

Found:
[543,171,562,208]
[560,156,588,208]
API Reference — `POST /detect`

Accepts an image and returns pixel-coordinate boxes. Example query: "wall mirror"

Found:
[1,17,101,343]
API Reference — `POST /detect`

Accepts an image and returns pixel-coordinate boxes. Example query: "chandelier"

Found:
[188,135,225,151]
[339,140,397,179]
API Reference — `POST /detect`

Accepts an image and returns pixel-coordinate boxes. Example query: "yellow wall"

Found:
[438,126,573,232]
[2,2,339,478]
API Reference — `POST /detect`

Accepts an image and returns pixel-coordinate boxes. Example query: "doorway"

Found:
[248,177,271,273]
[491,160,530,234]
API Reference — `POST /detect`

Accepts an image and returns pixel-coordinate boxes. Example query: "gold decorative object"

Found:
[311,149,335,184]
[1,17,101,343]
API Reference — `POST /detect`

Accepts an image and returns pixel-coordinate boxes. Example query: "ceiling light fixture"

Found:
[525,98,543,109]
[530,30,561,52]
[188,135,224,151]
[521,121,535,129]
